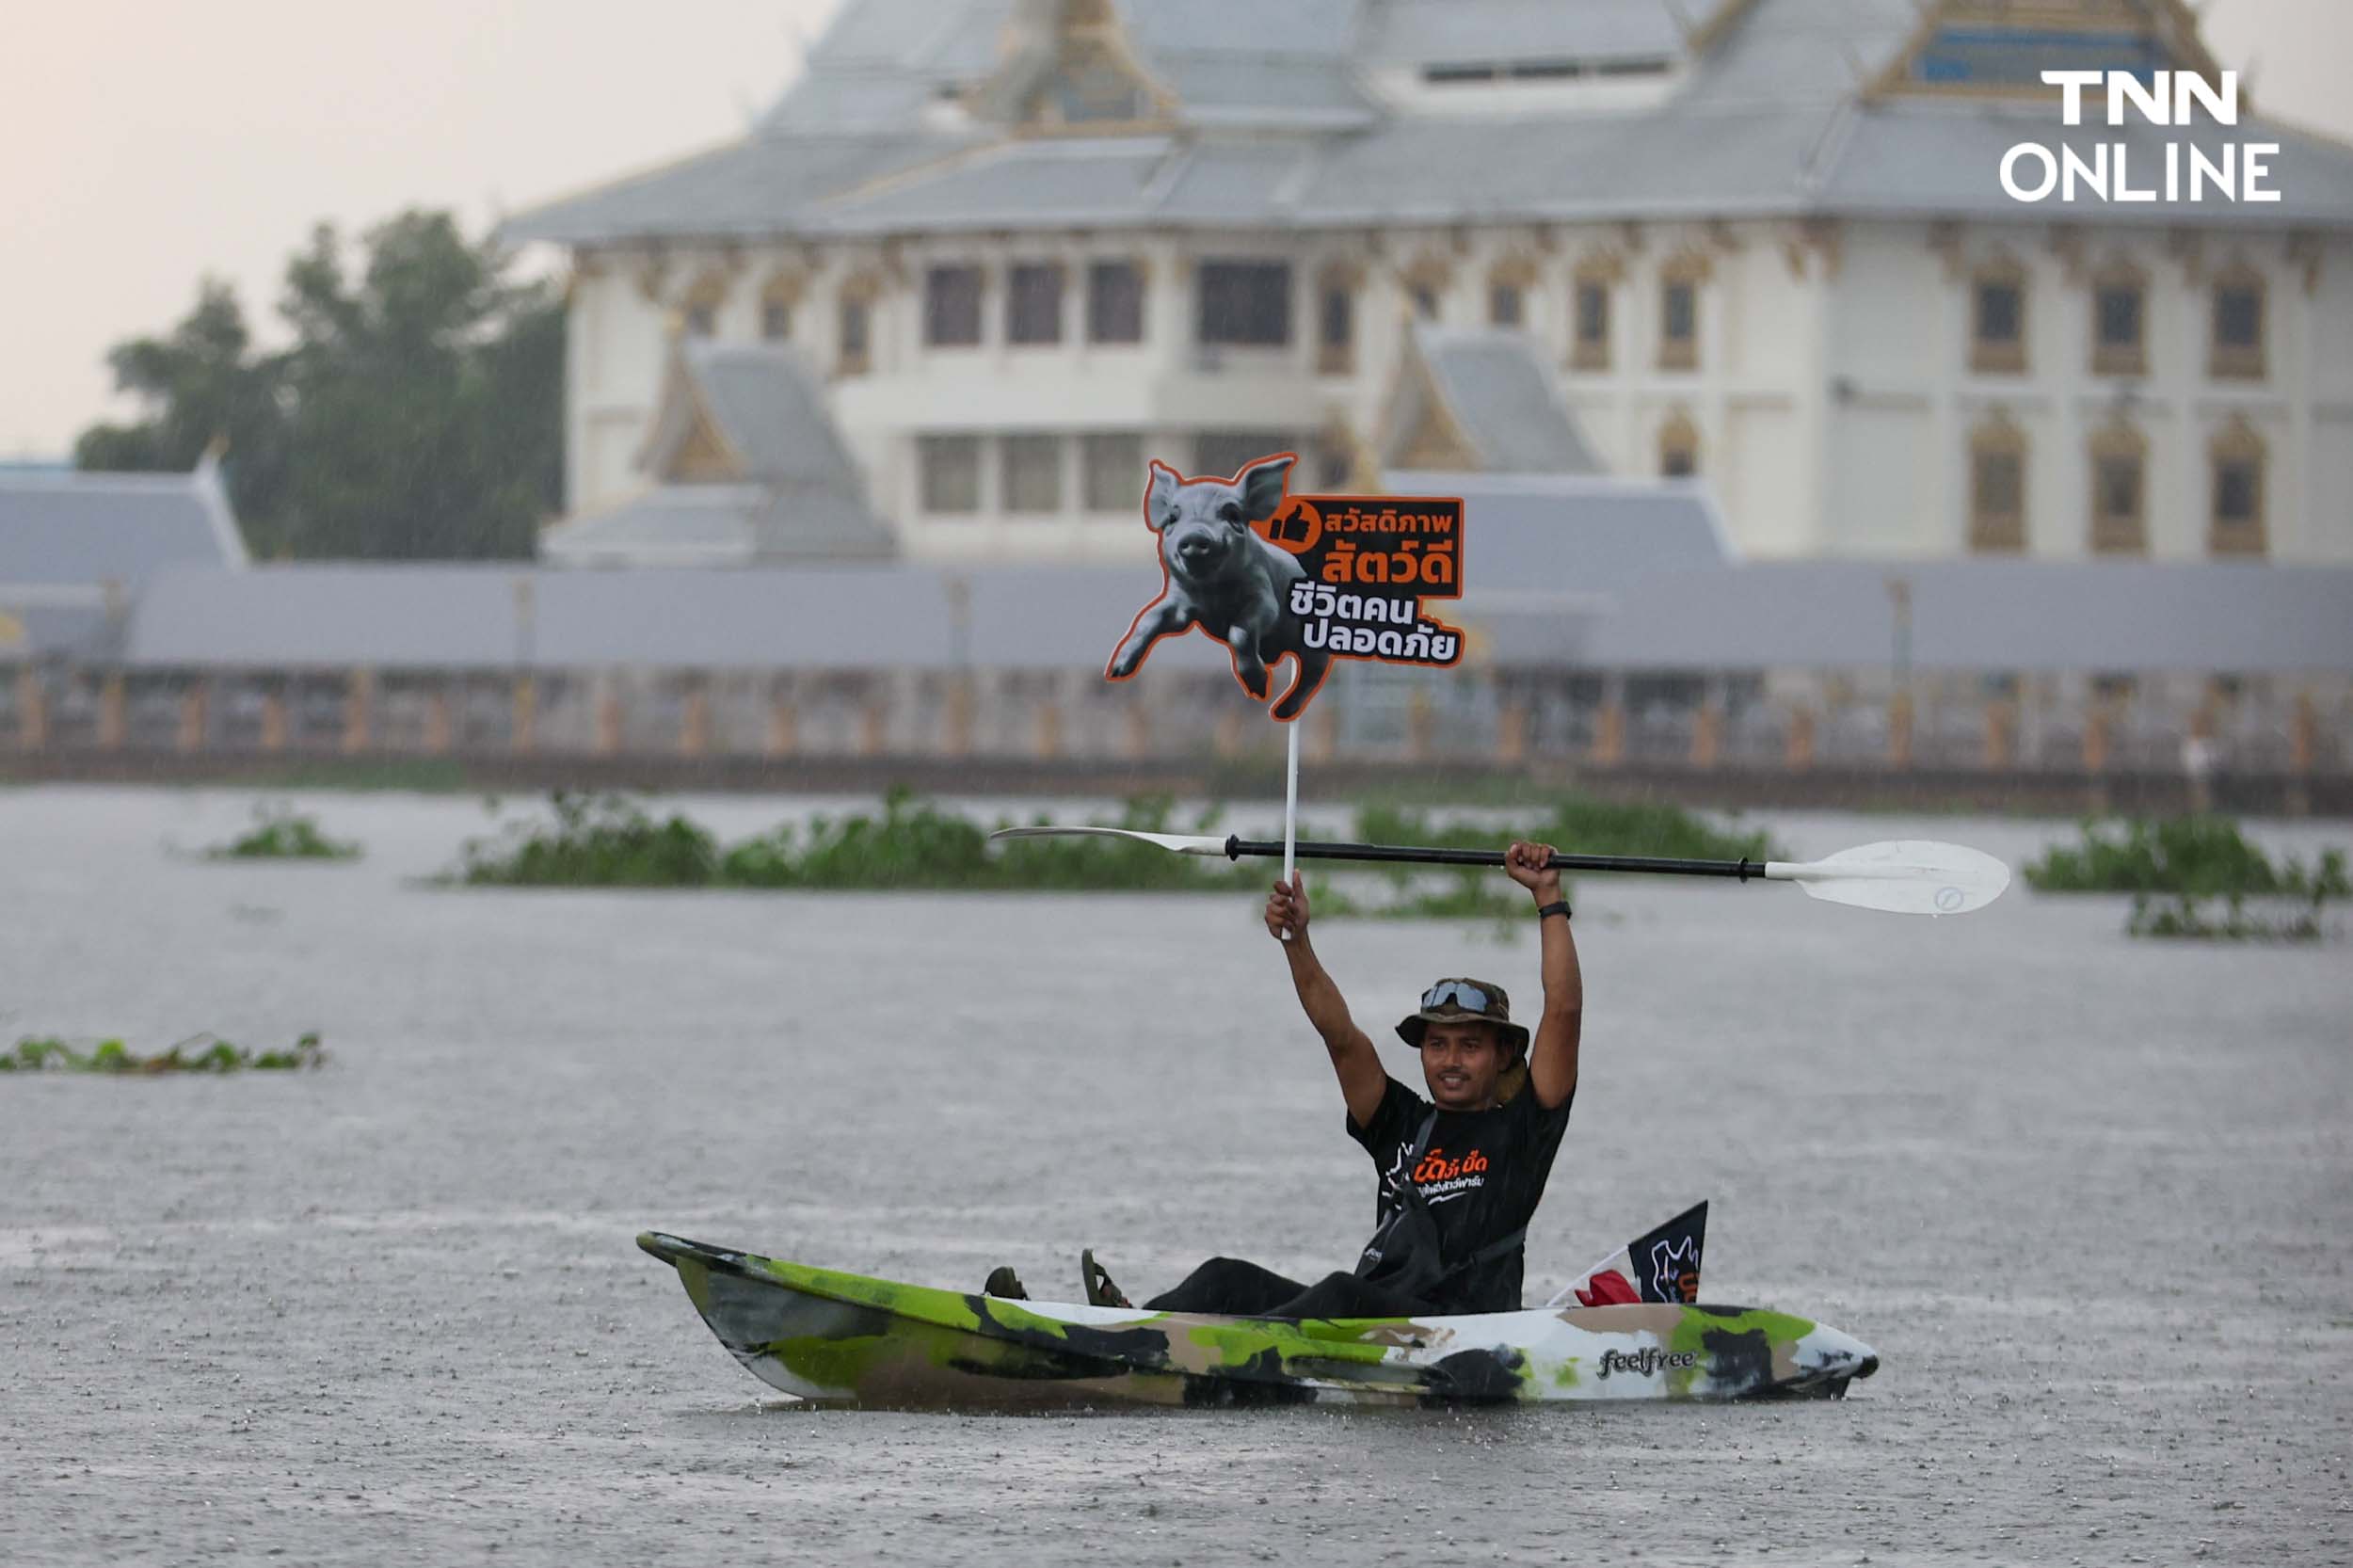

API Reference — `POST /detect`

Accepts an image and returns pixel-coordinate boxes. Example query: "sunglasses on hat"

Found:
[1420,980,1496,1014]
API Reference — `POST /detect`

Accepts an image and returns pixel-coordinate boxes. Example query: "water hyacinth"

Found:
[206,804,361,861]
[2026,817,2347,942]
[2,1033,327,1074]
[2025,817,2349,901]
[449,787,1777,922]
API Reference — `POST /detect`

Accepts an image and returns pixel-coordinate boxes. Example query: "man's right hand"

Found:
[1265,872,1310,942]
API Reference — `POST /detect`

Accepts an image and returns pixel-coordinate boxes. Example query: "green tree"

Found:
[73,280,294,552]
[74,210,564,561]
[276,211,561,559]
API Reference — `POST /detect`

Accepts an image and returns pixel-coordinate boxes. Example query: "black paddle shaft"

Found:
[1225,836,1765,882]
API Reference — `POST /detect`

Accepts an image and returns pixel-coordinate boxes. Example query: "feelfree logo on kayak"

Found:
[1596,1347,1698,1380]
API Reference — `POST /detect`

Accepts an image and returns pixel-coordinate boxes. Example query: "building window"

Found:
[1195,431,1294,480]
[2089,261,2146,377]
[924,264,984,347]
[1086,261,1144,344]
[759,269,801,344]
[680,269,728,340]
[2209,416,2266,556]
[1001,435,1063,513]
[1197,261,1291,347]
[1659,282,1696,366]
[1658,409,1700,478]
[1657,253,1706,372]
[919,435,981,514]
[1082,432,1145,511]
[837,288,872,376]
[1402,256,1450,324]
[1970,256,2027,375]
[1316,263,1358,376]
[1488,255,1535,329]
[2088,422,2146,555]
[1007,263,1064,346]
[2209,264,2266,380]
[1571,266,1614,371]
[1968,411,2026,553]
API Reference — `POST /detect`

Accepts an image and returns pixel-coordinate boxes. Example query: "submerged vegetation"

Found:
[1334,800,1780,922]
[2127,893,2335,943]
[457,791,1263,893]
[206,803,360,860]
[454,788,1779,920]
[2026,817,2347,943]
[2,1032,327,1074]
[2025,816,2347,900]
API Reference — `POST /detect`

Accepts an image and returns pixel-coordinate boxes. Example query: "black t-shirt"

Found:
[1346,1075,1574,1313]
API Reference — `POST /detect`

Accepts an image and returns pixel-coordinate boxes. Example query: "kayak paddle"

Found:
[985,827,2011,916]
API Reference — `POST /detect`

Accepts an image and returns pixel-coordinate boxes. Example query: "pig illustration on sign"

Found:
[1104,453,1334,721]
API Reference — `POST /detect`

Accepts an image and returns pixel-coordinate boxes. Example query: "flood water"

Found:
[3,787,2348,1566]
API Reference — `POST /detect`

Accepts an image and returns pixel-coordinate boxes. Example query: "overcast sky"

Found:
[2,0,2346,459]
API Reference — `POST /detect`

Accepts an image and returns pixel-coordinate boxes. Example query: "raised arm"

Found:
[1503,840,1584,1111]
[1267,873,1386,1128]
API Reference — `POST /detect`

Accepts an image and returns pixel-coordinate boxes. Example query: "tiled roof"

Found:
[680,341,865,488]
[0,462,247,587]
[0,460,248,656]
[1403,328,1605,475]
[1388,472,1734,589]
[504,0,2353,246]
[1585,558,2353,673]
[547,342,894,566]
[115,547,2350,679]
[1358,0,1689,68]
[540,486,895,568]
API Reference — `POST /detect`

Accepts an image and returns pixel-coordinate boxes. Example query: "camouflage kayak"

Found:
[638,1232,1880,1409]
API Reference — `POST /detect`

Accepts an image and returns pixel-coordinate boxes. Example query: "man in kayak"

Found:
[988,839,1580,1320]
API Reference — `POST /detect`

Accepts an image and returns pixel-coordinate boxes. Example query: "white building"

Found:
[509,0,2353,567]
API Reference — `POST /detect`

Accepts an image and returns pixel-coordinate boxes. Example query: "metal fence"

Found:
[4,661,2343,799]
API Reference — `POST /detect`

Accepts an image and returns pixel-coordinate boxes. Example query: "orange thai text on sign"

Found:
[1257,496,1464,592]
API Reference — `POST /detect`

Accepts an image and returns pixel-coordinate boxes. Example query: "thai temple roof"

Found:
[540,341,895,567]
[1384,328,1604,477]
[507,0,2353,246]
[0,456,248,656]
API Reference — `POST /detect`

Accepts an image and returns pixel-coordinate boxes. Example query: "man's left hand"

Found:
[1503,840,1562,901]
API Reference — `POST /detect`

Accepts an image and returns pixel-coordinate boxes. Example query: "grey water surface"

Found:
[2,788,2348,1567]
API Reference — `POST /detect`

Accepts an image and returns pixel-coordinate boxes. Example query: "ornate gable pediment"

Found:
[1381,335,1483,472]
[1868,0,2223,103]
[635,349,745,484]
[967,0,1176,135]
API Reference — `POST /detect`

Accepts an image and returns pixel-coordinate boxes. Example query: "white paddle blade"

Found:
[985,825,1233,857]
[1764,840,2011,916]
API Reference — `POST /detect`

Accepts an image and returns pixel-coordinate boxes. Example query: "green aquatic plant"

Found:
[1353,796,1777,866]
[2,1032,327,1073]
[447,788,1770,920]
[1342,797,1779,922]
[457,792,720,886]
[2127,891,2334,943]
[206,804,360,860]
[2026,817,2349,901]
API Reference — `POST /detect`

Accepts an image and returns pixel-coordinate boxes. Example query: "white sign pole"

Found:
[1279,718,1301,939]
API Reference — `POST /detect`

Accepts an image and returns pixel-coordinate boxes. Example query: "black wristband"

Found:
[1536,900,1572,922]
